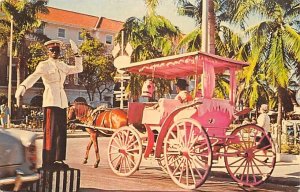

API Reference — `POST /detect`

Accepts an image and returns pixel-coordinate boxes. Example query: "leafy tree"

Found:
[27,42,47,74]
[0,0,48,105]
[228,0,300,127]
[79,30,115,101]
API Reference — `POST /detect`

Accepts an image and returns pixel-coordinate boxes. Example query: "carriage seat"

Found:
[142,99,183,125]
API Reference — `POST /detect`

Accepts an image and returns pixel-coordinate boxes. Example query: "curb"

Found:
[210,170,299,187]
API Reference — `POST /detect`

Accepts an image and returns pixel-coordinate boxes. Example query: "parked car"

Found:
[0,128,39,191]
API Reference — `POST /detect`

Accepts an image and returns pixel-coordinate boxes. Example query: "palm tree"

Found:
[115,0,180,100]
[0,0,48,103]
[175,0,245,99]
[176,0,216,53]
[228,0,300,134]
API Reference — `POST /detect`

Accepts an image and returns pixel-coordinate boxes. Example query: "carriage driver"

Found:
[15,39,83,169]
[174,79,193,103]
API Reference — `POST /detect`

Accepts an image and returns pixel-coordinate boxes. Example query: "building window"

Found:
[36,25,44,34]
[58,28,66,38]
[78,32,83,41]
[105,35,113,45]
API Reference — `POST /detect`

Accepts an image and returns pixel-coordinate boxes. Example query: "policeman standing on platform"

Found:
[15,39,83,168]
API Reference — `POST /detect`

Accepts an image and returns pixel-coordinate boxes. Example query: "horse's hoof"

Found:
[82,159,88,164]
[94,160,100,168]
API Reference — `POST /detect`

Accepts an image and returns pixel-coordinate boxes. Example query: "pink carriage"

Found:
[108,51,276,189]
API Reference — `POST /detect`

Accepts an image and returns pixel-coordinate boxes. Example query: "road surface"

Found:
[35,136,298,191]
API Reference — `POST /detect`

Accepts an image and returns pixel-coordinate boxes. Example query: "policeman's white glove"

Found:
[15,85,26,99]
[70,39,80,57]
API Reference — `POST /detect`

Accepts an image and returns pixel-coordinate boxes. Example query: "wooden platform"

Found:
[28,167,80,192]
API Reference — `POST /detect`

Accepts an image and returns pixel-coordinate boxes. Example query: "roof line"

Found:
[46,6,99,19]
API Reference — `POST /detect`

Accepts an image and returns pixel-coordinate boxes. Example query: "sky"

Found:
[48,0,197,34]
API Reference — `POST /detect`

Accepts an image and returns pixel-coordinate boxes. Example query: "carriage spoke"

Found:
[190,157,204,179]
[232,159,247,176]
[124,155,132,172]
[111,154,121,164]
[240,160,248,181]
[124,129,130,145]
[188,133,201,150]
[171,157,184,176]
[253,157,273,168]
[183,123,190,147]
[177,159,186,184]
[250,160,257,183]
[191,156,207,170]
[237,131,247,151]
[185,158,189,186]
[115,133,123,147]
[228,156,245,167]
[126,148,140,152]
[252,158,264,176]
[126,134,136,146]
[188,124,195,145]
[127,154,136,167]
[113,155,122,171]
[126,139,139,149]
[110,144,121,150]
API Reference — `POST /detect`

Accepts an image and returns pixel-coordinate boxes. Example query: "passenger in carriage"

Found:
[174,79,193,103]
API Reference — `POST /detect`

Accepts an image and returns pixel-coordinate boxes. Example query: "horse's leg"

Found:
[91,132,100,168]
[83,129,93,164]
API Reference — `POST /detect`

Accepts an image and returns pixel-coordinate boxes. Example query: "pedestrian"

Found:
[15,39,83,169]
[0,97,10,128]
[174,79,193,103]
[256,104,271,162]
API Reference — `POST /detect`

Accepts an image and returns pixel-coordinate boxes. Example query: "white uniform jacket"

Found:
[20,57,83,109]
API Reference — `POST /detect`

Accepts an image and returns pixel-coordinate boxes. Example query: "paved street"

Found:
[35,136,299,192]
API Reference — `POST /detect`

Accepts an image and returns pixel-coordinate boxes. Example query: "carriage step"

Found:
[28,167,80,192]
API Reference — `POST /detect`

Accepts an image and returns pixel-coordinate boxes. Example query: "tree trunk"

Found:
[208,0,215,54]
[277,86,284,153]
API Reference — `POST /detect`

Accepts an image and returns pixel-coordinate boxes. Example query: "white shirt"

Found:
[175,90,192,103]
[257,113,271,132]
[20,57,83,108]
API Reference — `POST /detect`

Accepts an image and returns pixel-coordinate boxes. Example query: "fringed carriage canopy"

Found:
[118,51,248,104]
[119,51,248,79]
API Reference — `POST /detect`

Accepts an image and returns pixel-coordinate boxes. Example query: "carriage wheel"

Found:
[164,118,212,189]
[157,156,168,174]
[108,126,143,176]
[224,124,276,187]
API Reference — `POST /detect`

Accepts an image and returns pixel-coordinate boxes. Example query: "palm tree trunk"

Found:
[277,86,284,153]
[208,0,215,54]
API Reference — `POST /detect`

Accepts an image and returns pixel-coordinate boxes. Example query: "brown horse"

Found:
[67,102,127,168]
